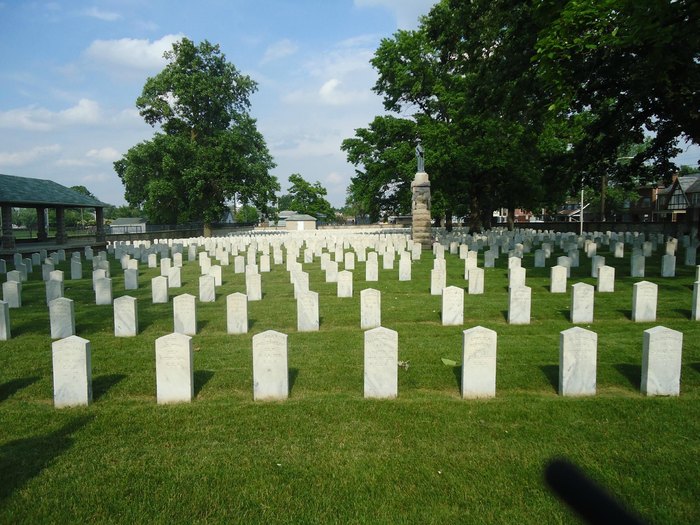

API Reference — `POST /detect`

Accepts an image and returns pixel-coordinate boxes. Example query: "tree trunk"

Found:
[445,210,453,232]
[203,222,213,237]
[507,207,515,231]
[468,195,482,231]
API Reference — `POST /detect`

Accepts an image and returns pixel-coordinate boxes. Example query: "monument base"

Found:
[411,171,432,250]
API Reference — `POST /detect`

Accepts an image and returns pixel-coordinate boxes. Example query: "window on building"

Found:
[668,190,688,210]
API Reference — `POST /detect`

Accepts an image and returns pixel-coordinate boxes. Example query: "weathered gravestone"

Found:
[167,267,182,288]
[2,280,21,308]
[365,253,379,282]
[442,286,464,326]
[631,254,645,278]
[155,333,193,404]
[114,295,138,337]
[360,288,381,330]
[246,272,262,301]
[45,279,64,305]
[364,327,398,399]
[297,290,319,332]
[152,276,169,304]
[252,330,289,401]
[123,268,138,290]
[571,282,594,324]
[173,294,197,335]
[199,275,216,303]
[632,281,658,322]
[693,281,700,321]
[550,265,567,293]
[468,267,484,295]
[337,270,353,298]
[597,265,615,293]
[642,326,683,396]
[0,300,10,340]
[71,259,82,280]
[49,297,75,339]
[508,286,531,325]
[461,326,497,399]
[227,292,248,334]
[94,278,113,305]
[430,268,446,296]
[52,335,92,408]
[559,327,597,396]
[661,254,676,277]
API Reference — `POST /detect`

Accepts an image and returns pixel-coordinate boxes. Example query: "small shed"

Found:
[285,214,317,231]
[109,217,147,234]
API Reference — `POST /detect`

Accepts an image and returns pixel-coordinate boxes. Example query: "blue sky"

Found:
[0,0,436,207]
[1,0,697,209]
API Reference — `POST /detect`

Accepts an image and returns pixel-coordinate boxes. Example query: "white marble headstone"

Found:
[461,326,497,399]
[52,335,92,408]
[364,327,398,399]
[559,327,597,396]
[155,332,193,404]
[642,326,682,396]
[173,294,197,335]
[252,330,289,401]
[442,286,464,326]
[226,292,248,334]
[632,281,658,322]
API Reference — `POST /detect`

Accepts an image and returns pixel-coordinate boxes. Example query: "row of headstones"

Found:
[49,323,684,408]
[436,226,697,258]
[0,284,389,341]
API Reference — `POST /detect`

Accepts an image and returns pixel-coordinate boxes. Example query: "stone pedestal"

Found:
[411,171,431,249]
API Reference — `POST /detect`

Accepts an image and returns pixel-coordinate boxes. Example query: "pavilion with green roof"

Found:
[0,173,107,250]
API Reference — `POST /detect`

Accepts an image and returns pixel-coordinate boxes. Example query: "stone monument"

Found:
[411,139,432,249]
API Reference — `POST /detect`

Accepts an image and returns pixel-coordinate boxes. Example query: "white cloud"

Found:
[86,147,120,162]
[354,0,436,28]
[319,78,371,106]
[83,34,185,72]
[262,39,299,64]
[82,6,122,21]
[0,144,61,167]
[0,99,102,131]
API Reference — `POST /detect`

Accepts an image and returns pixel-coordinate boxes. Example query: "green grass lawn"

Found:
[1,238,699,524]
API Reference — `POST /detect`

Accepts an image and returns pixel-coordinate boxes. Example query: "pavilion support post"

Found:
[37,207,48,241]
[1,205,15,250]
[55,206,67,244]
[95,207,105,242]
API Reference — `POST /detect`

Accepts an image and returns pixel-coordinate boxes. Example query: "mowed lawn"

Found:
[1,237,699,524]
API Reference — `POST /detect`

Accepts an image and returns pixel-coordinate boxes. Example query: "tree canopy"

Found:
[284,174,335,222]
[343,0,698,229]
[115,38,278,234]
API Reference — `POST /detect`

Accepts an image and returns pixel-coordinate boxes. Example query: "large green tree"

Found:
[115,38,278,235]
[346,1,570,230]
[286,174,335,223]
[533,0,698,184]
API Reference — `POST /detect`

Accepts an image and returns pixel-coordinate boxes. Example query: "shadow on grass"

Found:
[614,364,641,390]
[0,376,40,401]
[249,319,257,330]
[558,309,570,321]
[673,308,692,319]
[452,365,461,391]
[92,374,127,401]
[618,309,633,321]
[690,362,700,375]
[194,370,215,398]
[501,310,508,322]
[540,365,559,393]
[289,368,299,396]
[0,415,93,501]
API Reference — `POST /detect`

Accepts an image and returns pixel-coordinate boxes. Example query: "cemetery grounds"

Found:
[0,234,698,524]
